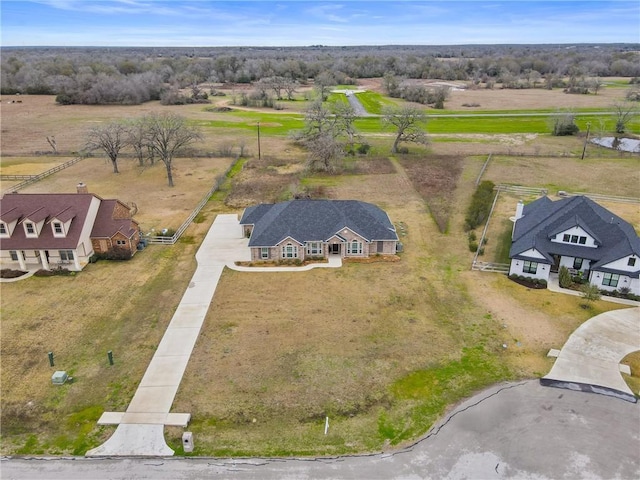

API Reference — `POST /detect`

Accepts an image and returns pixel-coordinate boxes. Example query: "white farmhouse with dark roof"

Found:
[509,195,640,295]
[240,199,399,262]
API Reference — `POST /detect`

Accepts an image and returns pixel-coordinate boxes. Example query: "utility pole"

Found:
[257,122,261,160]
[581,122,591,160]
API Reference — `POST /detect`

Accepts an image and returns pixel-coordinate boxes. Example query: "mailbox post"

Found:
[182,432,194,453]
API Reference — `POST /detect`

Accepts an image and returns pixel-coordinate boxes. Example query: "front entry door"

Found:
[330,244,341,254]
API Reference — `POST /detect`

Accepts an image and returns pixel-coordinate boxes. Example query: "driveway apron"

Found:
[542,307,640,402]
[87,214,249,456]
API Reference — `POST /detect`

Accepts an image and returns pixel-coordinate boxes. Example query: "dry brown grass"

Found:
[1,155,233,231]
[398,154,464,232]
[1,89,638,456]
[0,94,255,156]
[484,155,640,197]
[357,77,632,110]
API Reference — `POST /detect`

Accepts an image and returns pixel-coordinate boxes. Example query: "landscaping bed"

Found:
[0,269,28,279]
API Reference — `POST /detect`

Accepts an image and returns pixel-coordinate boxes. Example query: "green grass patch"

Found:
[326,93,349,105]
[382,346,512,445]
[494,218,513,264]
[355,91,395,115]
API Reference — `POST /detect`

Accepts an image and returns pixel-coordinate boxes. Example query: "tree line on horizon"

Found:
[1,44,639,105]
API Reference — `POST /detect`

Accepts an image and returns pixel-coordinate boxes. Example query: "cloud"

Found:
[306,4,349,23]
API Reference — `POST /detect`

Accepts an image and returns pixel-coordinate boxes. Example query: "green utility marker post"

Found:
[48,351,54,367]
[107,350,114,366]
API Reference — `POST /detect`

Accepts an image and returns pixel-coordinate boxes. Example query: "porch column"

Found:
[39,250,50,270]
[73,251,81,271]
[17,251,26,271]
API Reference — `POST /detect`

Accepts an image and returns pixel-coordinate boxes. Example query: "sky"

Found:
[1,0,639,47]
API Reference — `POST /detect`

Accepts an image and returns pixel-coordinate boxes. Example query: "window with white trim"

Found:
[281,243,298,258]
[306,242,322,255]
[0,223,7,235]
[573,258,583,270]
[563,234,587,244]
[261,247,270,259]
[602,272,619,287]
[116,239,126,245]
[347,240,362,255]
[59,250,74,262]
[523,260,538,274]
[25,222,35,235]
[629,258,637,267]
[53,222,63,235]
[10,250,18,261]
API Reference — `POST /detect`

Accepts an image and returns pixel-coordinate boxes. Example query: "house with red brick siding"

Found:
[0,183,140,272]
[240,199,399,262]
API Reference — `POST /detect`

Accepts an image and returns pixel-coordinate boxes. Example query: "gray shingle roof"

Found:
[240,200,398,247]
[510,195,640,276]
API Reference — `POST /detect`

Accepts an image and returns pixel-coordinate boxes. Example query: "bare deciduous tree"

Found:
[126,118,149,167]
[612,101,639,134]
[46,135,57,154]
[144,113,203,187]
[86,122,128,173]
[313,71,335,101]
[294,100,358,172]
[382,105,429,153]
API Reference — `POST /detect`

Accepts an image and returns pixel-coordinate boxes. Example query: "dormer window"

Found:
[24,221,37,237]
[629,258,637,267]
[562,233,586,245]
[0,223,7,236]
[52,221,66,237]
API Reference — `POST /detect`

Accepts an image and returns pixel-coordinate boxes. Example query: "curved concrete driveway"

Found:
[542,307,640,402]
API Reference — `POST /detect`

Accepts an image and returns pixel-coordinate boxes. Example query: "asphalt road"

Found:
[3,380,639,479]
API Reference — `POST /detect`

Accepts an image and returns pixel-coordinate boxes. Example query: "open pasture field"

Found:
[1,82,638,456]
[169,151,629,456]
[1,155,234,232]
[357,76,635,111]
[484,154,640,197]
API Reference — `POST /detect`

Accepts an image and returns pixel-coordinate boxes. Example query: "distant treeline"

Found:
[1,44,638,105]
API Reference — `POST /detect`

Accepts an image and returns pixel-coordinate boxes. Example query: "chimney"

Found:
[77,182,88,194]
[515,200,524,220]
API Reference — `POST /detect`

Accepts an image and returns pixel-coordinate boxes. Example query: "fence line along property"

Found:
[1,156,87,192]
[472,185,640,273]
[146,155,242,245]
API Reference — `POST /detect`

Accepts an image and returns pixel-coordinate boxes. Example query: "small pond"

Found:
[590,136,640,153]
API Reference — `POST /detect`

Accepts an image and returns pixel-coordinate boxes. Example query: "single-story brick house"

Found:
[0,183,140,272]
[239,199,399,262]
[509,195,640,295]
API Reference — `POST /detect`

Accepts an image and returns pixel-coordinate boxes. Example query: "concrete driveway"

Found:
[542,307,640,402]
[87,214,342,457]
[87,214,250,457]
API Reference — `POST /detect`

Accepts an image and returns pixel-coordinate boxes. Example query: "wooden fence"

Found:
[1,156,86,191]
[146,156,241,245]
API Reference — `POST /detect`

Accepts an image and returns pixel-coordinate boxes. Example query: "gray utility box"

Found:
[51,371,68,385]
[182,432,194,453]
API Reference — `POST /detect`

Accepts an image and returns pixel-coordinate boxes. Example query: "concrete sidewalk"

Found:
[547,273,640,306]
[542,306,640,402]
[87,214,344,456]
[87,214,249,456]
[227,254,342,272]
